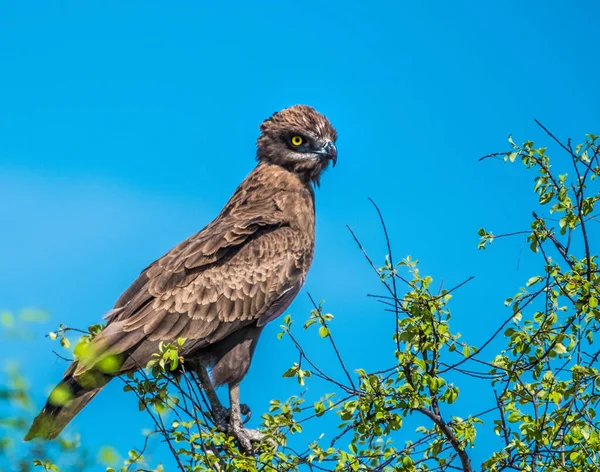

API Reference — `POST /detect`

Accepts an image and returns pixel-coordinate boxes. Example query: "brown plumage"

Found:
[25,105,337,447]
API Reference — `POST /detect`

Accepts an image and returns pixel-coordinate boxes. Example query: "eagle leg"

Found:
[196,363,229,431]
[196,364,252,430]
[228,382,266,452]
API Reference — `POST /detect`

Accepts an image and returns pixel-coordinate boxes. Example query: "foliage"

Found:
[7,127,600,471]
[0,312,90,472]
[477,129,600,471]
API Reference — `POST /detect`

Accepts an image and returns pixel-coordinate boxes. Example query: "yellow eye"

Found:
[291,135,303,146]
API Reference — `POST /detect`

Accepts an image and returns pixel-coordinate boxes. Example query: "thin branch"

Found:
[479,151,512,162]
[307,292,356,391]
[368,197,401,354]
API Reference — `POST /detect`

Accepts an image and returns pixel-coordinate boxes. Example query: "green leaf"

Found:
[1,312,14,328]
[97,354,122,374]
[98,446,119,465]
[20,309,49,322]
[526,276,543,287]
[553,342,567,354]
[49,383,73,406]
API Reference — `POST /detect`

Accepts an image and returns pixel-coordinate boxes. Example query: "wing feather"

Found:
[85,195,310,373]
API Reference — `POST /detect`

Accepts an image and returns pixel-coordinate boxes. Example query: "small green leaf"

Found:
[98,446,119,465]
[554,343,567,354]
[526,276,543,287]
[49,383,73,406]
[1,312,14,327]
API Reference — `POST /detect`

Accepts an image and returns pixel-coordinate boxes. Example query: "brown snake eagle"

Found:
[25,105,338,451]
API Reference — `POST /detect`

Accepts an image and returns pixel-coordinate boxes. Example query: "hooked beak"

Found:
[317,140,337,167]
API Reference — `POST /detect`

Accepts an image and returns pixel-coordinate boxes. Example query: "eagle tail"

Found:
[24,365,109,441]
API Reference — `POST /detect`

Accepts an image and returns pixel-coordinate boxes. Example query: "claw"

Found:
[212,404,252,430]
[240,403,252,424]
[226,383,275,453]
[228,418,269,453]
[211,405,229,432]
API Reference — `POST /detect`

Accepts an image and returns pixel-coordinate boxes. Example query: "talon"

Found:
[228,420,267,453]
[211,406,229,432]
[219,404,252,426]
[240,403,252,424]
[226,383,275,452]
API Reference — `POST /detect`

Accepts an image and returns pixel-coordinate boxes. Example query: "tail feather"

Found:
[24,388,102,440]
[25,324,143,441]
[24,365,111,441]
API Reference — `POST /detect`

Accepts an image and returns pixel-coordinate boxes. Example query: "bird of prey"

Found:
[25,105,338,451]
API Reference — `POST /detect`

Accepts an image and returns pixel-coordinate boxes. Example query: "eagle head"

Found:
[256,105,337,184]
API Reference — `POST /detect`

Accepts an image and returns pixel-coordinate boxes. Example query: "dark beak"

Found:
[319,140,337,167]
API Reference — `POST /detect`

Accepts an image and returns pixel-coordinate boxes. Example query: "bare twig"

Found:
[368,198,402,353]
[307,292,356,391]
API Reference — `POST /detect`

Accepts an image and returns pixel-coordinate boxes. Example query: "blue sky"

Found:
[1,1,599,469]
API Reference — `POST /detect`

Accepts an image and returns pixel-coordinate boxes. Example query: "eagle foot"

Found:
[211,404,251,432]
[211,406,229,432]
[228,420,270,453]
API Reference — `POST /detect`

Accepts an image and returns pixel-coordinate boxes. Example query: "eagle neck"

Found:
[247,162,316,235]
[253,162,316,199]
